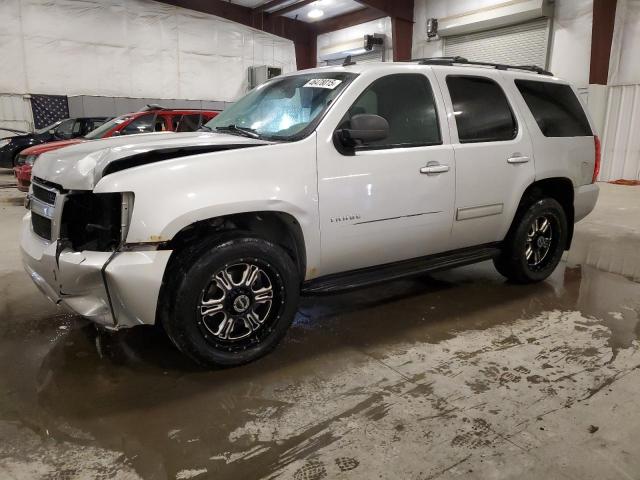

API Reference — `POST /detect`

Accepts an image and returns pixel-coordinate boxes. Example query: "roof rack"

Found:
[414,56,553,76]
[138,104,168,112]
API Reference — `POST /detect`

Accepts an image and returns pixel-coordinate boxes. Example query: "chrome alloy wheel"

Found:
[197,261,280,346]
[525,215,553,268]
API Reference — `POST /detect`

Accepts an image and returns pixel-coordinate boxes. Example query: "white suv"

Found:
[21,58,600,367]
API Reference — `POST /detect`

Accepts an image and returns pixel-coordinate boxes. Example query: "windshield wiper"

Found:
[215,124,261,139]
[199,124,213,132]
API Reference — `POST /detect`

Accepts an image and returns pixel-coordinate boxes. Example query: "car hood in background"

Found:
[0,128,29,138]
[20,138,85,156]
[32,131,271,190]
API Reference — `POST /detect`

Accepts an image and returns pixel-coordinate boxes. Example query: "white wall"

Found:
[608,0,640,85]
[412,0,593,88]
[0,0,296,102]
[547,0,593,89]
[600,0,640,181]
[316,18,393,64]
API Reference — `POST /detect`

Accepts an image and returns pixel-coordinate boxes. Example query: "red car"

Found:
[14,106,218,191]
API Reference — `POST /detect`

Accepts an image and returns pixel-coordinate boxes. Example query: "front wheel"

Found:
[494,198,567,284]
[161,236,300,367]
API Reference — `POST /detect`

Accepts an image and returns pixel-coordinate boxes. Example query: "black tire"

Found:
[494,197,567,284]
[160,236,300,367]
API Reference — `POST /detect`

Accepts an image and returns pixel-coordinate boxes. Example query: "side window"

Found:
[446,76,517,143]
[515,80,592,137]
[121,114,155,135]
[176,114,202,132]
[54,119,75,139]
[91,119,107,130]
[154,115,169,132]
[339,73,441,149]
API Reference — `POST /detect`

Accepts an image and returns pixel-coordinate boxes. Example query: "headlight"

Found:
[25,155,37,165]
[0,139,11,148]
[61,191,134,251]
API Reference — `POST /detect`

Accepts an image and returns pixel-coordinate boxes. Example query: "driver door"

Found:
[315,71,455,276]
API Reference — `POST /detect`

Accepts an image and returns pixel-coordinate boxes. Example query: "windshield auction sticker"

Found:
[303,79,343,89]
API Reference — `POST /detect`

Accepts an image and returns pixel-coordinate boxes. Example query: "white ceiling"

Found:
[231,0,364,23]
[282,0,363,23]
[231,0,269,8]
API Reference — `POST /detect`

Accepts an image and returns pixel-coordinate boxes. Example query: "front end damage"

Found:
[21,177,171,329]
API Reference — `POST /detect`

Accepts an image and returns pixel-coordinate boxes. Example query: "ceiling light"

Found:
[307,8,324,18]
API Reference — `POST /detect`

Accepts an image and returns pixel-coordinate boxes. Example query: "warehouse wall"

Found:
[316,18,393,64]
[412,0,593,89]
[600,0,640,181]
[0,0,296,103]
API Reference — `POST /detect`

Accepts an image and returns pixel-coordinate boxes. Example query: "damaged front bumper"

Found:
[20,213,172,329]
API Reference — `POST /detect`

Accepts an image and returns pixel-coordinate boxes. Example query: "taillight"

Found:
[593,136,601,183]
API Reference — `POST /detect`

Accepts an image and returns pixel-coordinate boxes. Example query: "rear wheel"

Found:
[494,197,567,283]
[161,236,299,367]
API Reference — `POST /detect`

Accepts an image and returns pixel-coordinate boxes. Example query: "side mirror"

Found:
[337,114,389,147]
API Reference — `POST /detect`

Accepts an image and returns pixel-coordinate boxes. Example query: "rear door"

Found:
[433,69,535,250]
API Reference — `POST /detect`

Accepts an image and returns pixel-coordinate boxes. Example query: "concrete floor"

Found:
[1,170,640,480]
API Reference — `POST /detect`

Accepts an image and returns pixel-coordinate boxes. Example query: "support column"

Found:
[589,0,618,85]
[295,35,317,70]
[392,17,413,61]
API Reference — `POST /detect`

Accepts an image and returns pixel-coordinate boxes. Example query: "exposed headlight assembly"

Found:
[61,192,134,251]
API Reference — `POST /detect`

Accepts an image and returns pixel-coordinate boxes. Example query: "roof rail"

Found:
[414,56,553,76]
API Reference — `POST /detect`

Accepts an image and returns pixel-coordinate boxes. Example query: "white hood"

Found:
[32,131,269,190]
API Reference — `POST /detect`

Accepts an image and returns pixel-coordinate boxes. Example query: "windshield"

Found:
[84,115,132,139]
[205,72,356,140]
[35,120,64,135]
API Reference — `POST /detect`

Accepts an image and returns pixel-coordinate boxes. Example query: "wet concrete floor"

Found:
[1,171,640,480]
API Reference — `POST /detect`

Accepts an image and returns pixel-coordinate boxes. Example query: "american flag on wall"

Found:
[31,95,70,129]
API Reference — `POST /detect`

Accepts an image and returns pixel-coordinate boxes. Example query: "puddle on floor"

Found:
[2,259,640,479]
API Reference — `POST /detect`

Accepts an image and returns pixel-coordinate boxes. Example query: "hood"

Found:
[1,131,48,142]
[21,138,85,156]
[32,131,271,190]
[0,127,28,137]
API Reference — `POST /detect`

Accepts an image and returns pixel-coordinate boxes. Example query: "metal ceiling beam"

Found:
[255,0,293,13]
[352,0,414,23]
[158,0,313,43]
[271,0,318,17]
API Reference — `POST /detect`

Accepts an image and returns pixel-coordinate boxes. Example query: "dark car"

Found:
[0,117,109,168]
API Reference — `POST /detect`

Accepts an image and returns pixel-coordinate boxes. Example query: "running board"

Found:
[301,245,501,295]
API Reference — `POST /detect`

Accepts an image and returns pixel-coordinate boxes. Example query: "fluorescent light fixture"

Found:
[307,8,324,18]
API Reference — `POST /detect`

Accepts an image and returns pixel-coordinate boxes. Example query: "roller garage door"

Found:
[444,17,551,69]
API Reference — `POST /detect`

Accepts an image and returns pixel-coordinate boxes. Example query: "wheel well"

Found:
[517,177,575,249]
[163,211,307,280]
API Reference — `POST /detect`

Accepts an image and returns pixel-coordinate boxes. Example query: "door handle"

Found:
[420,163,450,175]
[507,155,530,164]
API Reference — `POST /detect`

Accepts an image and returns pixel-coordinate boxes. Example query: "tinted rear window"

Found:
[515,80,592,137]
[446,76,517,143]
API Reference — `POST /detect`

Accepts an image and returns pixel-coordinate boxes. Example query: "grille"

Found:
[32,213,52,240]
[32,183,57,205]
